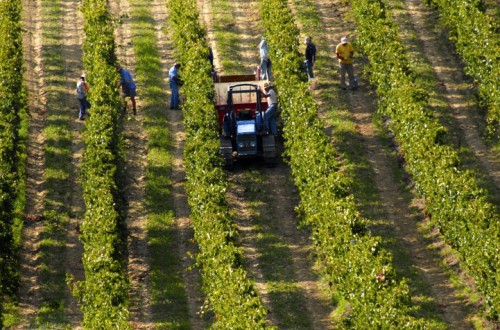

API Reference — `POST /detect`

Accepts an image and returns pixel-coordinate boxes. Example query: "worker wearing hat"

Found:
[335,36,355,90]
[261,82,278,135]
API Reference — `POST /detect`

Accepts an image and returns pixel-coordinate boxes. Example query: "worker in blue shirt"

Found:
[117,65,137,115]
[169,63,182,110]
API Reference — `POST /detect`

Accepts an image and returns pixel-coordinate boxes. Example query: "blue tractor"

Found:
[215,81,276,167]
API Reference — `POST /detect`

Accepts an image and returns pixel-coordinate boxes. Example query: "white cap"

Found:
[341,37,347,44]
[81,73,86,78]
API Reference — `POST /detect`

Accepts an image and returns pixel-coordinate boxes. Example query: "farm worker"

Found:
[207,46,217,82]
[261,82,278,135]
[304,36,316,80]
[208,46,215,72]
[335,36,355,90]
[76,74,90,121]
[169,63,182,110]
[117,65,137,115]
[259,37,272,81]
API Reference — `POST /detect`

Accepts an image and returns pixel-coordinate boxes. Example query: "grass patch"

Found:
[235,169,314,329]
[209,0,260,74]
[289,0,325,81]
[127,1,190,327]
[291,0,322,33]
[25,0,76,327]
[209,0,242,73]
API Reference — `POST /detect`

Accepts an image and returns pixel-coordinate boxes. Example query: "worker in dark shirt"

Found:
[305,36,316,80]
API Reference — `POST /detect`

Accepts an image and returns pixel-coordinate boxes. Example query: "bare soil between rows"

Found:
[18,0,85,328]
[14,0,497,328]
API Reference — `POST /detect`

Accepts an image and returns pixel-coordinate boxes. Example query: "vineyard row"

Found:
[426,0,500,138]
[0,0,28,327]
[73,0,130,327]
[350,0,499,320]
[2,0,497,327]
[167,0,271,327]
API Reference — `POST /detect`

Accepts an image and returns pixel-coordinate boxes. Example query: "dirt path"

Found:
[229,0,261,73]
[195,0,275,322]
[18,0,86,327]
[198,0,221,73]
[60,0,86,327]
[226,163,333,330]
[261,165,333,330]
[199,0,260,75]
[18,0,46,324]
[309,0,476,328]
[224,174,280,326]
[400,0,500,203]
[164,106,207,329]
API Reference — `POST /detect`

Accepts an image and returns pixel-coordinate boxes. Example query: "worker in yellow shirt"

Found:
[335,37,355,90]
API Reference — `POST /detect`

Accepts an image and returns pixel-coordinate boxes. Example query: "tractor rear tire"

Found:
[262,134,277,167]
[220,136,234,168]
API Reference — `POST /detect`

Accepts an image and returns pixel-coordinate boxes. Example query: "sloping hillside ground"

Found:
[287,0,486,328]
[6,0,498,328]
